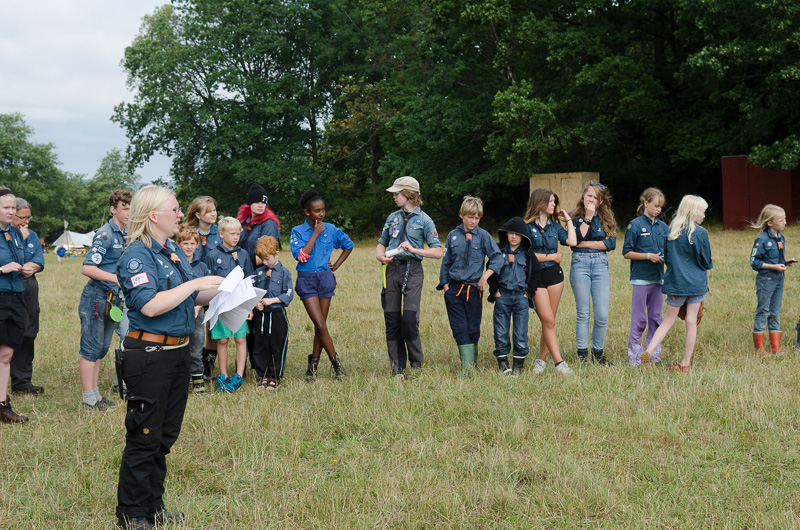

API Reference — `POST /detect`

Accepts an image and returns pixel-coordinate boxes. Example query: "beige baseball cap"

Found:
[386,176,420,193]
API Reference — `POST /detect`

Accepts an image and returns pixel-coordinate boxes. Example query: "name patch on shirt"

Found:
[130,272,150,287]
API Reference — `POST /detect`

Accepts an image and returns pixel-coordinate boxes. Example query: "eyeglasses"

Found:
[14,214,32,221]
[157,207,183,215]
[588,180,607,191]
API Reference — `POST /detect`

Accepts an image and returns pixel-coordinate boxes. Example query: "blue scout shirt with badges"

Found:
[571,215,617,253]
[196,224,221,263]
[622,214,668,283]
[189,255,209,279]
[290,222,354,273]
[437,226,503,289]
[253,261,294,311]
[83,219,126,292]
[497,245,529,291]
[0,225,25,293]
[117,240,198,337]
[240,218,279,265]
[750,229,785,277]
[204,244,254,279]
[527,219,569,269]
[378,206,441,261]
[22,229,45,273]
[663,226,713,297]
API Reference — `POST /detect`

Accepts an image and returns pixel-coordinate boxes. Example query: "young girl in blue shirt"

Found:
[642,195,713,372]
[290,189,354,382]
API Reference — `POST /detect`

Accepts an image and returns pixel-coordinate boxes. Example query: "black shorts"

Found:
[538,265,565,289]
[0,292,28,349]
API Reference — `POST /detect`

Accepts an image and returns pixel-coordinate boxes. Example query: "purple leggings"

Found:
[628,283,663,365]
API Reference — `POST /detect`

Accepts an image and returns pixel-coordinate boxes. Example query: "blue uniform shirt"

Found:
[22,229,45,274]
[622,214,668,282]
[378,207,441,261]
[189,255,209,279]
[571,215,616,253]
[83,219,127,292]
[204,244,254,279]
[750,229,785,277]
[497,245,529,291]
[527,219,569,269]
[117,240,198,337]
[253,261,294,311]
[241,217,280,266]
[196,224,221,263]
[437,225,503,289]
[290,221,354,273]
[663,226,713,296]
[0,225,25,293]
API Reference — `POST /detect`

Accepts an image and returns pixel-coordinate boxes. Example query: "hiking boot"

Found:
[592,349,614,366]
[116,515,155,530]
[511,357,525,375]
[11,384,44,395]
[577,349,589,362]
[99,396,116,408]
[532,358,547,374]
[305,354,320,382]
[330,353,347,380]
[497,356,511,375]
[0,398,28,424]
[146,509,185,525]
[82,400,109,412]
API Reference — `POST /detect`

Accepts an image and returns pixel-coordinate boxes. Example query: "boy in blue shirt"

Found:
[204,217,254,393]
[438,196,503,373]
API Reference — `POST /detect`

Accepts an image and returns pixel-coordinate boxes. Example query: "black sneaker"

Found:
[11,384,44,395]
[146,509,185,525]
[82,401,109,412]
[99,396,117,408]
[117,516,155,530]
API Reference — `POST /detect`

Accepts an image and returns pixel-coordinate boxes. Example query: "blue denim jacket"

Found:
[378,207,441,261]
[437,226,503,289]
[527,219,568,269]
[750,229,785,277]
[622,214,668,282]
[571,215,616,253]
[663,226,713,296]
[83,219,127,292]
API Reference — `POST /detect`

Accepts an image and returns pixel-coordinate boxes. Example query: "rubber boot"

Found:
[305,354,320,382]
[497,356,511,375]
[191,374,206,394]
[753,332,770,356]
[0,398,28,424]
[577,349,589,362]
[330,353,347,380]
[769,331,785,355]
[593,349,614,366]
[458,344,477,375]
[511,357,525,375]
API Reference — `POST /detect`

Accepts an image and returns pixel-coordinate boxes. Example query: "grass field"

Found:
[3,226,800,529]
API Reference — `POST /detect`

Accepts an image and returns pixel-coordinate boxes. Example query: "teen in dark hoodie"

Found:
[488,217,540,375]
[237,183,280,268]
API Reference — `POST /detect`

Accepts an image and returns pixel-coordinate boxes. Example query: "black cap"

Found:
[246,183,268,205]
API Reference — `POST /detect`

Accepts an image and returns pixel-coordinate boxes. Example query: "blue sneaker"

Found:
[215,374,230,393]
[227,374,244,393]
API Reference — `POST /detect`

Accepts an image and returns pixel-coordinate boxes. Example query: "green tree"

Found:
[84,148,142,230]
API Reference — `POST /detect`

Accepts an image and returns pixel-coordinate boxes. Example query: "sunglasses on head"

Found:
[588,180,607,191]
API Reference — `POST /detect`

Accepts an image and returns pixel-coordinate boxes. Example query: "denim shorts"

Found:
[78,282,120,361]
[296,269,337,301]
[665,294,706,307]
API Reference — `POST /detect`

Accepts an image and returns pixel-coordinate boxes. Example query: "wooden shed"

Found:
[721,156,800,229]
[529,172,598,213]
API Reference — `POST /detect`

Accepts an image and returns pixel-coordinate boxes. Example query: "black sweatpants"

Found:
[250,308,289,380]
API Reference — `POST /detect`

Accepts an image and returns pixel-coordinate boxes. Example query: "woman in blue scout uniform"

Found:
[237,183,280,268]
[523,189,577,375]
[291,189,354,382]
[376,177,442,378]
[0,188,30,423]
[78,189,131,411]
[9,198,45,395]
[641,195,712,372]
[622,188,669,366]
[749,204,793,355]
[184,196,220,263]
[114,186,223,530]
[569,182,617,365]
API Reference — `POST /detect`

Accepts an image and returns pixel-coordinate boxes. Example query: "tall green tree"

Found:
[84,148,142,230]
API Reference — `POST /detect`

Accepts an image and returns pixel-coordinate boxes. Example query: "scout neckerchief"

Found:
[3,227,21,264]
[395,210,417,294]
[162,244,189,286]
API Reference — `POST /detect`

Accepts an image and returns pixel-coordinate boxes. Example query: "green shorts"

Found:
[210,319,248,340]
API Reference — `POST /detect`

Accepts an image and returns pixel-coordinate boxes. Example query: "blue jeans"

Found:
[78,282,120,361]
[492,291,530,358]
[570,252,610,351]
[754,271,784,332]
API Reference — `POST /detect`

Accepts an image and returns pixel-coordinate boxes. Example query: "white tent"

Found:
[50,231,95,249]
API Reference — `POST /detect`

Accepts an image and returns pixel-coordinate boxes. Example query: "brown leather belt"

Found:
[127,330,189,346]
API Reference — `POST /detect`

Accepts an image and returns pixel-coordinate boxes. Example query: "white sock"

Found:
[83,390,98,406]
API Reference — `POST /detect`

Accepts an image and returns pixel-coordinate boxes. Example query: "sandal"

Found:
[666,363,691,373]
[266,379,279,391]
[257,378,271,390]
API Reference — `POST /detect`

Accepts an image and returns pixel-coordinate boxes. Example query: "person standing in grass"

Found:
[641,195,713,372]
[238,183,280,268]
[749,204,793,355]
[376,177,442,379]
[78,189,131,411]
[9,197,45,395]
[115,185,222,530]
[291,189,354,382]
[437,195,503,374]
[175,225,209,394]
[524,189,577,375]
[0,187,29,423]
[622,188,669,366]
[204,217,254,393]
[569,182,617,365]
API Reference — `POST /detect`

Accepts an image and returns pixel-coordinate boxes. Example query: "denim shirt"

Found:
[196,224,221,263]
[118,240,198,337]
[750,229,785,277]
[622,214,668,282]
[253,261,294,311]
[22,229,45,274]
[497,245,529,291]
[290,221,354,273]
[527,219,568,269]
[437,225,503,289]
[663,226,713,296]
[204,245,254,280]
[0,224,25,293]
[571,215,616,253]
[83,219,127,292]
[378,207,441,261]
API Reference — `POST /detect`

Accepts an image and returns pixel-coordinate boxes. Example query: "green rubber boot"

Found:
[458,344,477,375]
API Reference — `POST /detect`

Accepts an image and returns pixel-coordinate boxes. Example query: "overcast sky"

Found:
[0,1,172,183]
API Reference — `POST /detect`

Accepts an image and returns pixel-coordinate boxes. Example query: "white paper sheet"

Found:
[204,266,266,331]
[386,248,402,257]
